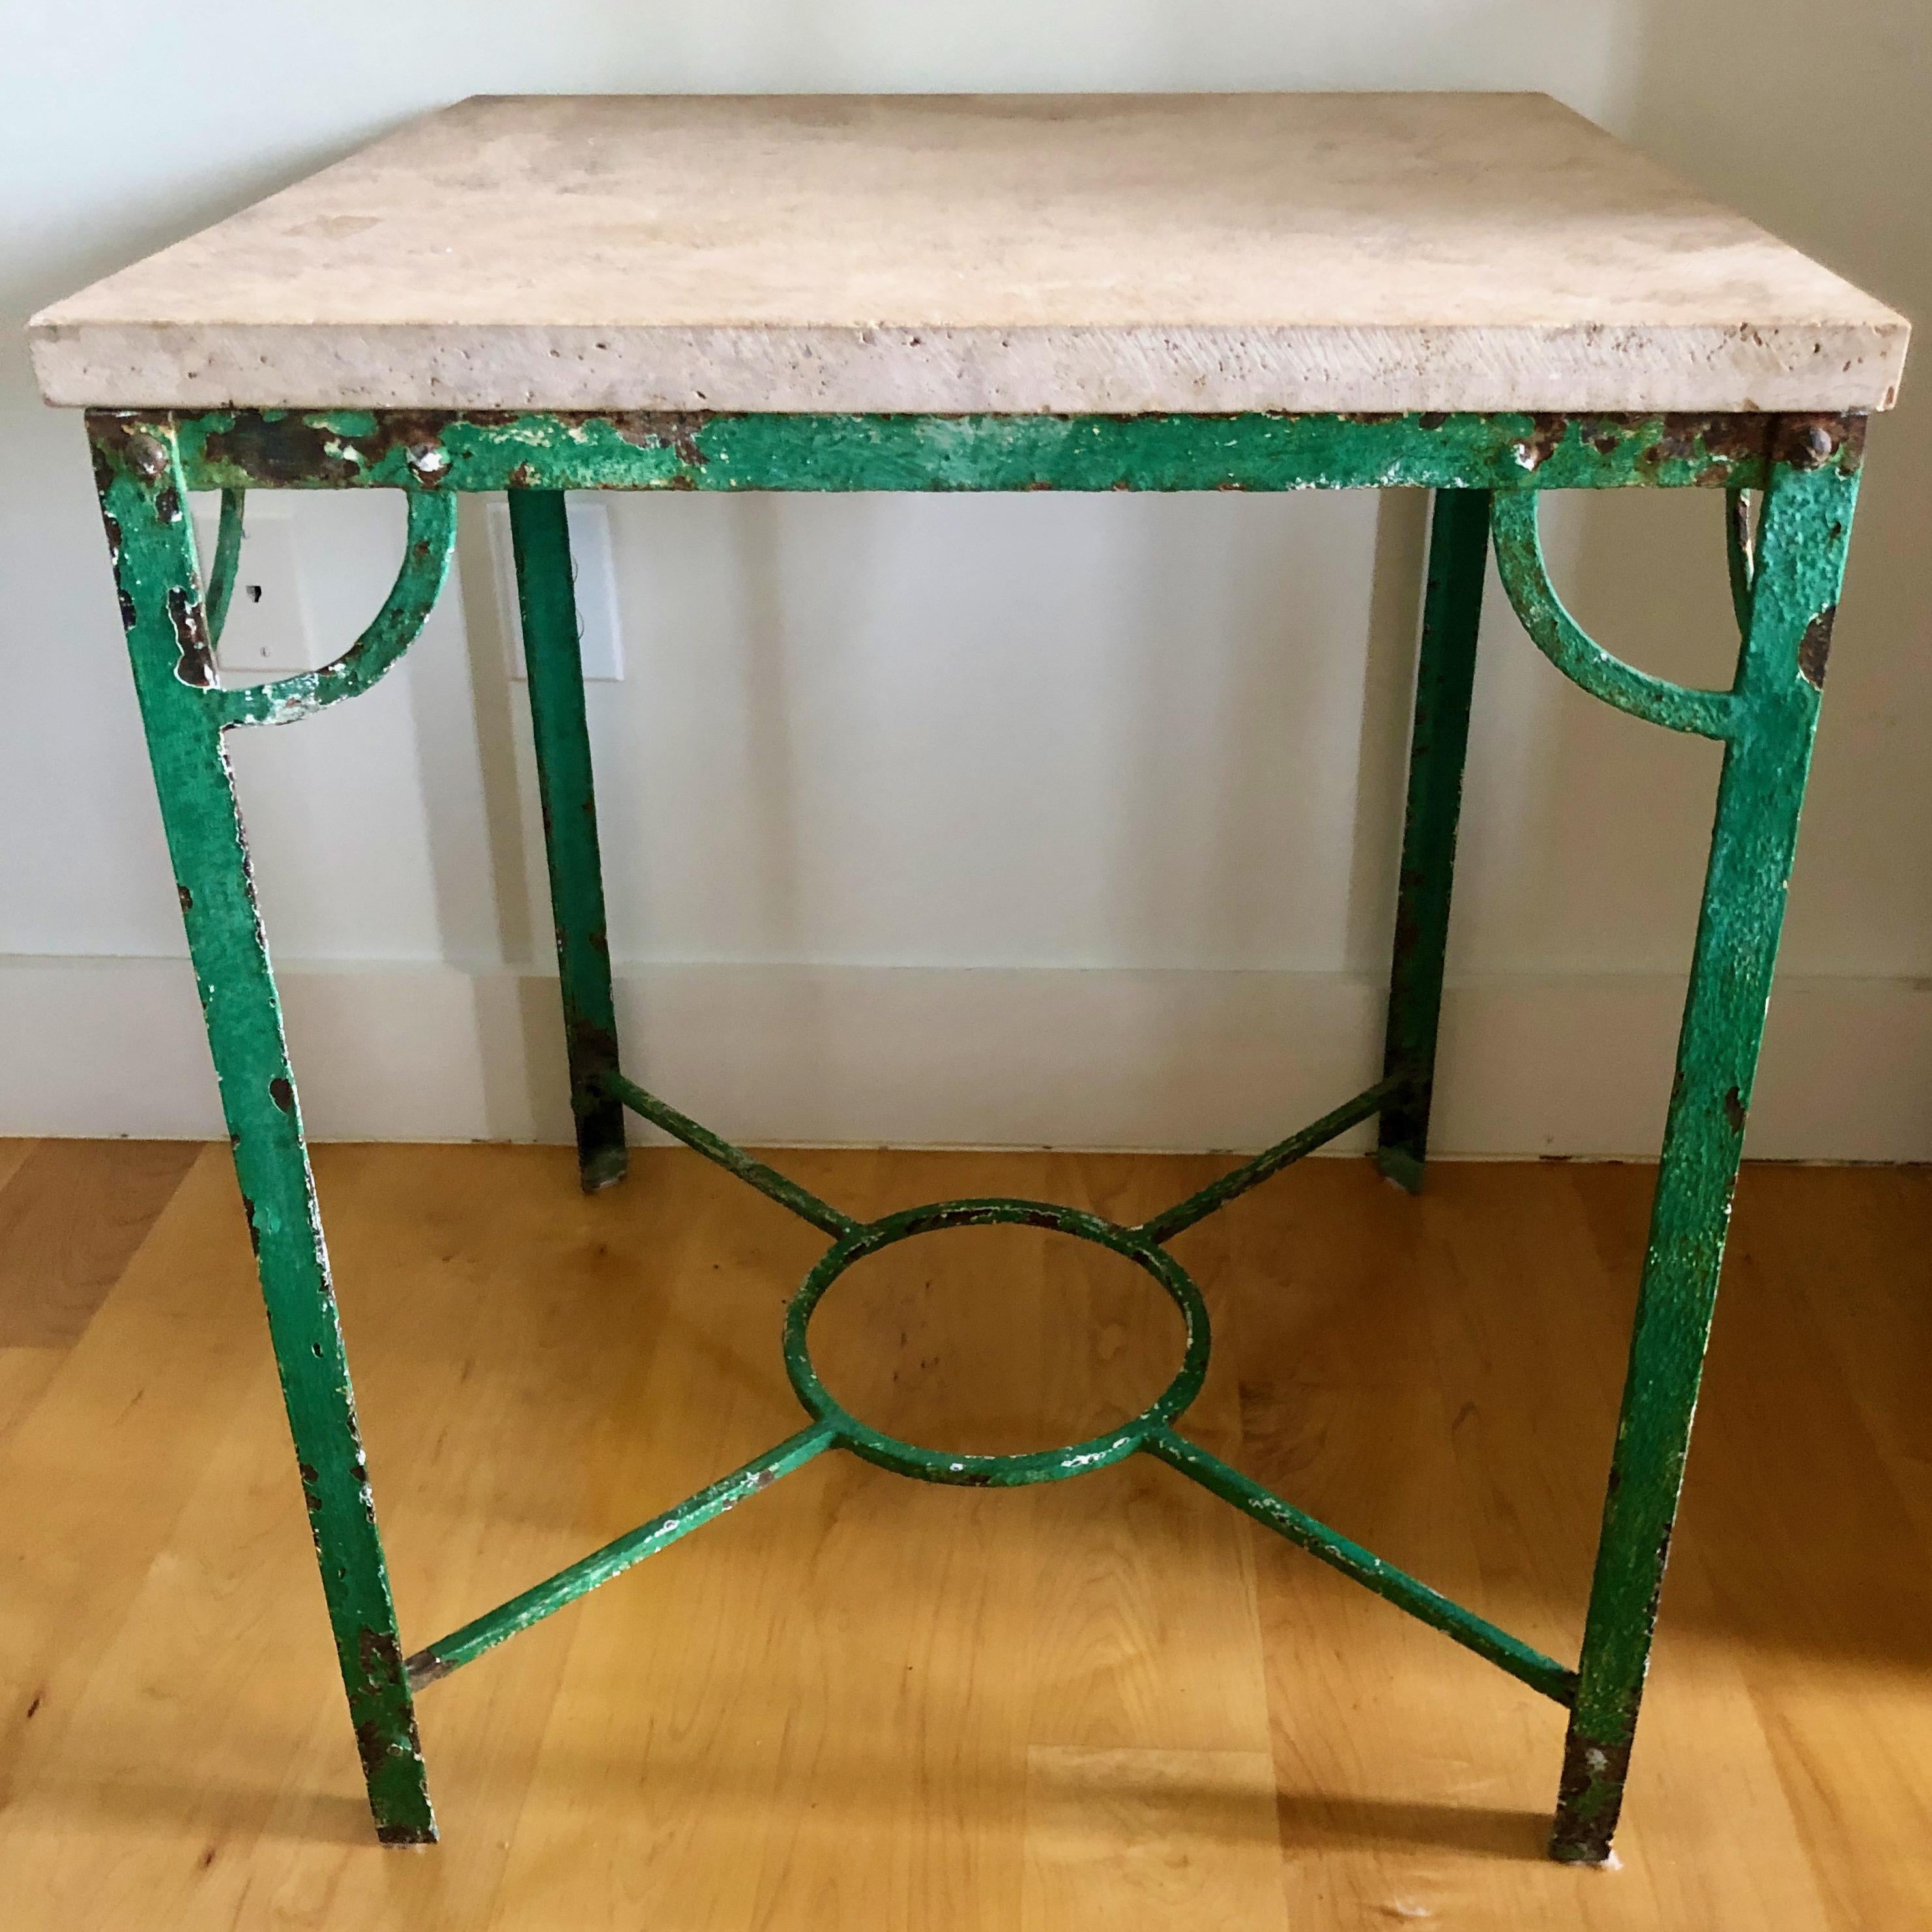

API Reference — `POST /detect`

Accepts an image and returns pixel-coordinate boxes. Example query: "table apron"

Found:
[91,407,1868,497]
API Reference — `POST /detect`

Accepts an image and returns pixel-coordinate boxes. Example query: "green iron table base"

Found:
[87,405,1863,1863]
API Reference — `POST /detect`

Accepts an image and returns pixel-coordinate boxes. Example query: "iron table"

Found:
[29,92,1909,1863]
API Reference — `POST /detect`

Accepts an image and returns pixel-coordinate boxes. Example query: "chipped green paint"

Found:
[86,403,1867,1864]
[1725,485,1759,639]
[1549,445,1859,1864]
[90,415,435,1844]
[156,405,1808,497]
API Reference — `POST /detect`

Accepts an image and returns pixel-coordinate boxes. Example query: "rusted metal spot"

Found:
[154,483,182,524]
[1723,1086,1747,1133]
[611,411,712,467]
[166,585,218,688]
[298,1459,323,1514]
[125,430,169,480]
[237,838,263,916]
[1770,412,1866,473]
[199,413,351,484]
[357,1625,409,1688]
[564,1014,622,1072]
[1617,415,1775,487]
[1522,414,1569,469]
[1551,1730,1635,1862]
[239,1193,261,1256]
[1684,416,1774,467]
[1798,606,1836,688]
[1647,1523,1674,1618]
[198,411,505,486]
[355,1718,403,1784]
[269,1075,296,1113]
[176,883,193,915]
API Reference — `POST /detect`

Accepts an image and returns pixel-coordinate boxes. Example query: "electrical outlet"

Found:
[486,496,624,680]
[190,496,320,673]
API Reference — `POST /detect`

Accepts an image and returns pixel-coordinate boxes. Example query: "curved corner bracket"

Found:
[1489,492,1738,742]
[1724,486,1757,642]
[202,489,247,647]
[211,490,458,728]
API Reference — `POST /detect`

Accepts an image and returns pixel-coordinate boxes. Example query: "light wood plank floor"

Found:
[0,1140,1927,1929]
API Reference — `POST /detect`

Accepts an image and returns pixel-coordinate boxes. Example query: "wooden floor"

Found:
[0,1140,1927,1929]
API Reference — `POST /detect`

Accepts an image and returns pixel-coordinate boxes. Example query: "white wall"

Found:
[4,3,1929,1156]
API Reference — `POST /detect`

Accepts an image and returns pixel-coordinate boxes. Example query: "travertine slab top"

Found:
[30,93,1908,414]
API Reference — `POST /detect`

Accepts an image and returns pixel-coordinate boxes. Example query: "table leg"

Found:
[1376,488,1489,1191]
[1550,441,1858,1862]
[91,420,436,1843]
[508,490,629,1192]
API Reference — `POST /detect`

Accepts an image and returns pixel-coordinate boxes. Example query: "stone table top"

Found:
[29,93,1909,415]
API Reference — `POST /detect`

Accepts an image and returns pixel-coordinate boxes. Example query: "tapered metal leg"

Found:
[1376,489,1490,1191]
[1550,437,1858,1862]
[508,490,629,1192]
[93,418,435,1844]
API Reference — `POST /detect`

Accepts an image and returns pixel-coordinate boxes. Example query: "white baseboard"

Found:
[2,956,1927,1161]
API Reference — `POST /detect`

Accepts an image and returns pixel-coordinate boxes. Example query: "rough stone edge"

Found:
[27,319,1910,413]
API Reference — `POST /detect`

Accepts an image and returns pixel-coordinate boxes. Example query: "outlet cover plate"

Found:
[192,496,321,674]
